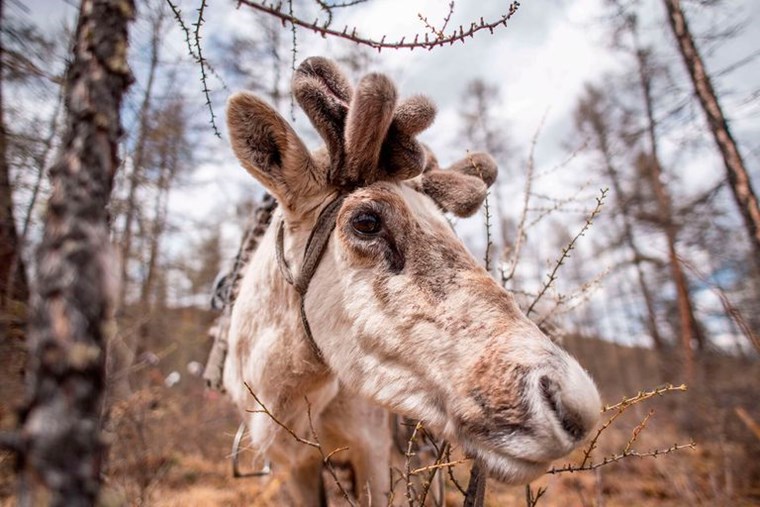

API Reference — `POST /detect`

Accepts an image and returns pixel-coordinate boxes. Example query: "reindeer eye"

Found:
[351,212,382,236]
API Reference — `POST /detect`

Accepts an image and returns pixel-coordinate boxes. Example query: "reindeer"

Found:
[218,57,601,505]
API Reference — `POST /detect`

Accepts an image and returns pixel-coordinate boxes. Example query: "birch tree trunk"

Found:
[663,0,760,268]
[12,0,134,504]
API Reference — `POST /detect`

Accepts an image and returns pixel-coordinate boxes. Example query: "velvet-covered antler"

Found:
[420,147,498,217]
[293,57,435,187]
[292,57,497,215]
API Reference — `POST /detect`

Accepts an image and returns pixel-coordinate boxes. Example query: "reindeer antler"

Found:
[292,57,497,214]
[293,57,435,188]
[420,147,498,217]
[293,57,352,184]
[343,72,398,185]
[380,95,436,181]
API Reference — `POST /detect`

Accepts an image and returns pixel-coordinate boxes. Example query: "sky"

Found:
[18,0,760,345]
[22,0,759,215]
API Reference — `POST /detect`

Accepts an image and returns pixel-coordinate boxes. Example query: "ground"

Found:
[1,308,759,506]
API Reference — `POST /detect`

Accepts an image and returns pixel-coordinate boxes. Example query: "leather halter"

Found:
[274,193,348,362]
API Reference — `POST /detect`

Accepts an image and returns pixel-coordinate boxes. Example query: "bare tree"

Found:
[0,0,30,340]
[4,0,134,503]
[663,0,760,269]
[137,97,191,345]
[576,85,665,350]
[631,42,705,381]
[118,1,167,309]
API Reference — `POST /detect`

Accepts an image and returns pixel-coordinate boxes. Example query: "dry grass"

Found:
[2,306,758,506]
[94,327,760,506]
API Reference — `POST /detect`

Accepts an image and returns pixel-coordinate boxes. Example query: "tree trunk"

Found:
[634,47,703,381]
[0,4,30,487]
[663,0,760,269]
[13,0,134,504]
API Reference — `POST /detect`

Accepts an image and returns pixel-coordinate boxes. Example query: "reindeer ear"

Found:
[227,92,322,211]
[420,152,498,218]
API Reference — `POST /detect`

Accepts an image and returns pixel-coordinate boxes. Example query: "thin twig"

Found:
[536,266,610,327]
[418,1,455,40]
[578,384,687,469]
[526,181,593,228]
[238,0,521,52]
[164,0,229,90]
[243,382,318,447]
[603,383,687,412]
[411,457,469,476]
[242,383,355,505]
[501,115,543,286]
[304,398,356,507]
[445,445,467,496]
[416,442,455,506]
[526,188,608,316]
[404,421,423,507]
[623,409,655,454]
[547,441,696,474]
[525,484,547,507]
[484,191,493,273]
[192,0,221,137]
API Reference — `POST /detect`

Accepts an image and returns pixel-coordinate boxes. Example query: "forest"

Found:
[1,0,759,505]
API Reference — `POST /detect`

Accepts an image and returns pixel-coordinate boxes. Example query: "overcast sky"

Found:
[23,0,759,215]
[19,0,760,344]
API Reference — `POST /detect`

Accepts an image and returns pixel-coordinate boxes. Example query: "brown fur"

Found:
[422,170,488,217]
[380,96,437,180]
[223,58,601,503]
[344,73,398,186]
[293,57,351,181]
[226,92,324,212]
[292,57,435,187]
[449,152,498,186]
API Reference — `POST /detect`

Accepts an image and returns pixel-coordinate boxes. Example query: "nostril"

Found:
[540,376,587,441]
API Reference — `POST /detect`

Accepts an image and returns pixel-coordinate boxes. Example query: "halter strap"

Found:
[275,194,348,361]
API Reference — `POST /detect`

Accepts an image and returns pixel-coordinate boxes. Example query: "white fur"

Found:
[224,184,601,505]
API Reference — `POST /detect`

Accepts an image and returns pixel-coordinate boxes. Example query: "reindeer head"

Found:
[226,57,601,484]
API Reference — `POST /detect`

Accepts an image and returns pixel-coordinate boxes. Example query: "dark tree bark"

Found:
[11,0,134,504]
[663,0,760,269]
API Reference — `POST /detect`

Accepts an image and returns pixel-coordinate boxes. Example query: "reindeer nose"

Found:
[540,364,601,442]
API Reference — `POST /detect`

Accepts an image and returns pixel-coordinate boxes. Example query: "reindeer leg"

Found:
[287,455,326,507]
